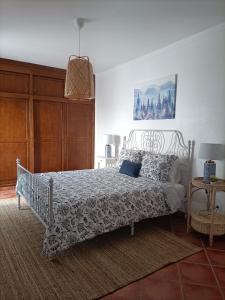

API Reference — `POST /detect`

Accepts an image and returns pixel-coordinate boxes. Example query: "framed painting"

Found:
[133,74,177,120]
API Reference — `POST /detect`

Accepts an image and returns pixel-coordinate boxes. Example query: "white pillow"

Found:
[140,153,178,182]
[117,148,144,168]
[169,158,190,186]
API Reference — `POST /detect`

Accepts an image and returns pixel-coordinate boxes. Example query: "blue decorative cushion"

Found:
[119,160,142,178]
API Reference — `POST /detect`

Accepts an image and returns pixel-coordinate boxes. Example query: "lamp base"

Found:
[105,144,112,158]
[203,161,216,183]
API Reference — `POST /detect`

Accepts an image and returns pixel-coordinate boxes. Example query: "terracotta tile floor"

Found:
[1,187,225,299]
[101,214,225,300]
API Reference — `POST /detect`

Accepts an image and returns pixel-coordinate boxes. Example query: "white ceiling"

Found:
[1,0,225,74]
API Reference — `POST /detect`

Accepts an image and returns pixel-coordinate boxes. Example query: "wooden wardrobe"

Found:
[0,58,95,187]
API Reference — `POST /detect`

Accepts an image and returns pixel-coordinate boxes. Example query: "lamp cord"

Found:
[75,18,84,57]
[78,26,80,57]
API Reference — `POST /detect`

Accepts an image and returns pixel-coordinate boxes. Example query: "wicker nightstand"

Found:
[187,177,225,246]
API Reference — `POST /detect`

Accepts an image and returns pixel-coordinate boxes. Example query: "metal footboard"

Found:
[16,159,53,228]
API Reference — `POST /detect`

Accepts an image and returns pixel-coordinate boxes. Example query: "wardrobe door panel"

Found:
[34,100,63,172]
[0,70,29,94]
[0,98,28,139]
[34,101,62,138]
[0,142,27,184]
[66,102,93,170]
[33,75,64,97]
[67,140,90,170]
[34,141,62,173]
[0,98,29,186]
[67,104,91,138]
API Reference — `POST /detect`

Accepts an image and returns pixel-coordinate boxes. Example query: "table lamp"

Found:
[199,143,225,182]
[104,134,114,158]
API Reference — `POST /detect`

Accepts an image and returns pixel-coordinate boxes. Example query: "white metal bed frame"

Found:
[16,161,54,228]
[16,129,195,249]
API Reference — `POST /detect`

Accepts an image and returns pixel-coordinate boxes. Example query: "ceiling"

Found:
[1,0,225,74]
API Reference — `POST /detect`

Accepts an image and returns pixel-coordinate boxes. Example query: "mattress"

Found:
[17,167,186,256]
[37,168,172,255]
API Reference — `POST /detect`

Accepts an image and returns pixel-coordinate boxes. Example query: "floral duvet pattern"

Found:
[32,168,170,256]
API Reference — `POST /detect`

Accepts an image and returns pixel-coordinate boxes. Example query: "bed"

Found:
[16,129,195,258]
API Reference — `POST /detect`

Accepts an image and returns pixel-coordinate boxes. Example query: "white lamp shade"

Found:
[104,134,114,145]
[199,143,225,160]
[113,135,121,145]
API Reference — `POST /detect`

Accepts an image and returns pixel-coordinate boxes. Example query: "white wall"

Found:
[95,23,225,177]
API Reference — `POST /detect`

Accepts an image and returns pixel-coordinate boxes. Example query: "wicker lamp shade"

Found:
[64,55,94,100]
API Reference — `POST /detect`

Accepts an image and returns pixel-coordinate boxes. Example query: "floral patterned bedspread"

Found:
[30,168,171,256]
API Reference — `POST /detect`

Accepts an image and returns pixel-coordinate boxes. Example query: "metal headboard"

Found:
[124,129,195,187]
[125,129,194,159]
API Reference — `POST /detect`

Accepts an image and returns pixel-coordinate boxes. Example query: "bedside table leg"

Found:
[209,189,216,247]
[209,234,213,247]
[187,182,192,232]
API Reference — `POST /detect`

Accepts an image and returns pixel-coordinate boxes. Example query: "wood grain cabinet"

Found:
[0,59,95,186]
[0,70,29,93]
[33,75,64,97]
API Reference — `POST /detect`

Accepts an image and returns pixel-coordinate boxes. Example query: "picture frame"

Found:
[133,74,177,120]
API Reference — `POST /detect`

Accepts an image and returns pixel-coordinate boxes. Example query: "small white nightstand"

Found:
[96,156,118,168]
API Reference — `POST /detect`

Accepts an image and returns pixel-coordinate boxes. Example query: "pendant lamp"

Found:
[64,18,94,100]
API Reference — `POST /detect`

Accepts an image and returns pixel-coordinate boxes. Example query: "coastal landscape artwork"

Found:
[133,75,177,120]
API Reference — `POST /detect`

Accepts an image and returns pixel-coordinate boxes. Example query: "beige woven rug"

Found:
[0,198,200,300]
